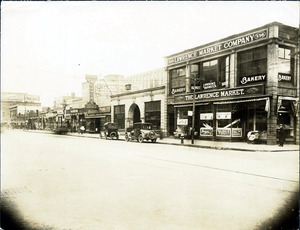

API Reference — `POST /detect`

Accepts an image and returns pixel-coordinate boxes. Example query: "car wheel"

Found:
[138,134,143,143]
[110,132,116,139]
[104,132,107,140]
[151,139,156,143]
[125,133,130,142]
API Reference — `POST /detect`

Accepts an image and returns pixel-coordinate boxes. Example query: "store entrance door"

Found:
[128,103,141,126]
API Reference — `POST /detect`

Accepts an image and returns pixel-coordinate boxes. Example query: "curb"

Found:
[20,130,299,152]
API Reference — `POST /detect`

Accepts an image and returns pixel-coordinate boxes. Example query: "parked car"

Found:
[125,122,157,143]
[103,122,119,140]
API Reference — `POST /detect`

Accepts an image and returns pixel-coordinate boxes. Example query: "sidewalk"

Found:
[28,129,299,152]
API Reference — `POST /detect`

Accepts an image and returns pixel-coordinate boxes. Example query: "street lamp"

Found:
[191,77,196,144]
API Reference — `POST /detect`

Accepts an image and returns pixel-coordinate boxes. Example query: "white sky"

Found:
[1,1,299,106]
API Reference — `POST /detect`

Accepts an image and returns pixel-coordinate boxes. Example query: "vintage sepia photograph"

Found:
[1,1,299,229]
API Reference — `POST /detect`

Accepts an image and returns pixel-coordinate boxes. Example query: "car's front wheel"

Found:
[125,133,130,142]
[151,139,157,143]
[138,134,143,143]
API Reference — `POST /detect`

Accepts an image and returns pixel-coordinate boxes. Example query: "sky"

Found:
[1,1,299,107]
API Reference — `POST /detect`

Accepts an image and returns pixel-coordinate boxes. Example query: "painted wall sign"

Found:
[216,128,231,137]
[200,128,213,136]
[171,87,186,95]
[278,73,292,82]
[240,74,266,85]
[168,29,268,65]
[216,112,231,120]
[174,84,264,103]
[177,119,188,125]
[200,113,213,120]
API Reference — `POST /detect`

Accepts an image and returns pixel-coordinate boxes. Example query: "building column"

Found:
[186,63,191,93]
[266,41,279,145]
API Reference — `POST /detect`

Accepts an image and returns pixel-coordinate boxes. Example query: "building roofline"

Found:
[111,86,165,98]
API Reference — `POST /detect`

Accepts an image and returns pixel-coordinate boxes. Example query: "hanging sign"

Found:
[200,113,213,120]
[177,119,188,125]
[216,112,231,119]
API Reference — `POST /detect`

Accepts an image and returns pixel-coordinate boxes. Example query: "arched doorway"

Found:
[128,103,141,126]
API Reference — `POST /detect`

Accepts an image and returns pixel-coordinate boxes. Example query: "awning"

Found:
[277,96,299,117]
[213,97,269,105]
[214,97,270,118]
[174,102,209,108]
[85,115,106,118]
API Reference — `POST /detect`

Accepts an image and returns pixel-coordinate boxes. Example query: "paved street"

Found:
[1,130,299,230]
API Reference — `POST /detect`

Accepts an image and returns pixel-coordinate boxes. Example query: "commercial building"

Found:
[165,22,299,145]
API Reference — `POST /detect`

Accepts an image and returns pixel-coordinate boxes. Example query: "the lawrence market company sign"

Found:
[174,85,264,103]
[168,29,268,65]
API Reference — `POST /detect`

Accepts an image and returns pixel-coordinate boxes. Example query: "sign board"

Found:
[168,29,268,65]
[216,112,231,120]
[203,82,217,90]
[200,128,213,136]
[216,128,231,137]
[240,74,266,85]
[200,113,213,120]
[278,73,293,82]
[174,84,264,103]
[188,111,193,116]
[170,87,186,95]
[232,128,242,137]
[177,119,188,125]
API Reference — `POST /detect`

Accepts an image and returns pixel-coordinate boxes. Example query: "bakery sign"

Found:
[170,87,186,95]
[278,73,292,82]
[168,29,268,65]
[240,74,266,85]
[174,84,264,103]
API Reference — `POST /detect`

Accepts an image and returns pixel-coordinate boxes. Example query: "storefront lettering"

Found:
[278,73,292,82]
[168,29,268,65]
[175,85,264,103]
[171,87,186,95]
[240,74,266,85]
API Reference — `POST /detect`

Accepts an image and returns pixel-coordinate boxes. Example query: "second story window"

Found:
[237,46,267,86]
[278,46,295,85]
[170,67,186,95]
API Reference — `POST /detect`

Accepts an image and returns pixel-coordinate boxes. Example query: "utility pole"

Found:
[191,78,196,144]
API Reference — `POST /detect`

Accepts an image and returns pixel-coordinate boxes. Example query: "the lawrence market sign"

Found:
[174,85,264,103]
[168,29,268,65]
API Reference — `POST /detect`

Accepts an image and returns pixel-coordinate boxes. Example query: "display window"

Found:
[278,100,294,137]
[114,105,125,129]
[176,107,191,135]
[145,101,161,130]
[199,104,213,137]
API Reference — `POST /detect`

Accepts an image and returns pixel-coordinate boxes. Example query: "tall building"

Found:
[53,92,82,109]
[165,22,299,144]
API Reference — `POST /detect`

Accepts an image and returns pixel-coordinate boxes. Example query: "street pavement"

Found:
[1,130,299,230]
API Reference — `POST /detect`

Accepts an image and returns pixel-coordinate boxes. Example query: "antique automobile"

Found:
[103,122,119,140]
[125,122,157,143]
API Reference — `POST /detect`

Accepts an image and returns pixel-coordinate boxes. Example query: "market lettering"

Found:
[220,89,244,97]
[240,75,266,85]
[168,29,268,65]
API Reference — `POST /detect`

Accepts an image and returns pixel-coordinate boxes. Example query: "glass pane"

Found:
[253,47,267,60]
[285,49,291,60]
[278,47,285,58]
[239,51,253,63]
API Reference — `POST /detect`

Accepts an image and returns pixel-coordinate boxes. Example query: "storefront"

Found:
[111,86,167,134]
[85,106,111,132]
[166,22,299,145]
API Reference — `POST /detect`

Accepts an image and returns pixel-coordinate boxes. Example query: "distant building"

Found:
[1,92,41,125]
[53,92,82,109]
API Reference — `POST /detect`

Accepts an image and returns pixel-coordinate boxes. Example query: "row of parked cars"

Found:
[103,122,158,143]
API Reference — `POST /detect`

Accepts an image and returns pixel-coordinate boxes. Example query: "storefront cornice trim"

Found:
[111,86,165,98]
[213,96,270,104]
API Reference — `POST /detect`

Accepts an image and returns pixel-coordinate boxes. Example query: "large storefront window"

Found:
[170,67,186,95]
[176,107,191,136]
[237,46,267,85]
[199,104,213,137]
[145,101,161,130]
[114,105,125,129]
[278,46,294,85]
